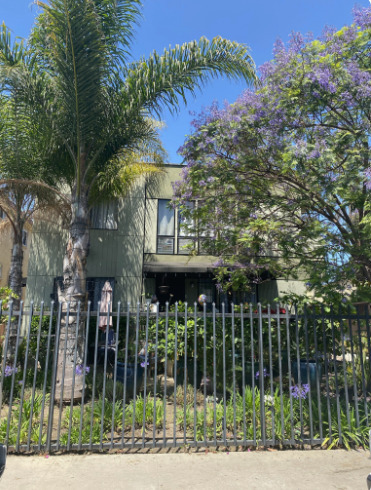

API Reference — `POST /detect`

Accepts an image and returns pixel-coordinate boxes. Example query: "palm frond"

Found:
[0,23,26,66]
[124,36,258,116]
[88,117,166,203]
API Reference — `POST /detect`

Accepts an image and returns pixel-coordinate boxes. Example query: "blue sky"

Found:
[2,0,370,163]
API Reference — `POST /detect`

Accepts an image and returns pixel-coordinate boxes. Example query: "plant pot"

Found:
[292,360,322,388]
[116,361,144,396]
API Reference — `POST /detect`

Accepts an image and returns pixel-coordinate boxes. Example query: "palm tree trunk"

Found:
[7,222,23,358]
[9,226,23,307]
[55,193,90,402]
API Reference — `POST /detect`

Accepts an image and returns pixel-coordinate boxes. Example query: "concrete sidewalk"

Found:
[2,449,370,489]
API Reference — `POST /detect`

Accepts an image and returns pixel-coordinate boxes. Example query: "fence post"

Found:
[258,304,266,446]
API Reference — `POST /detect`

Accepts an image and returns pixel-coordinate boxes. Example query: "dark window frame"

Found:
[156,199,175,255]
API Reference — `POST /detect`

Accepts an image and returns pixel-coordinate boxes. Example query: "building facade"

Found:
[25,165,305,308]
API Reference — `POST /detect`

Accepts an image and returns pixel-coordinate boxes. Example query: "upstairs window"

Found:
[22,230,28,246]
[90,201,118,230]
[178,201,196,255]
[157,199,175,254]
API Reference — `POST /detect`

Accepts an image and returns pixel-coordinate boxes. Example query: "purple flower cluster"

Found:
[75,364,90,376]
[290,384,310,400]
[140,361,149,368]
[4,365,18,377]
[255,368,269,379]
[352,6,371,29]
[212,258,225,268]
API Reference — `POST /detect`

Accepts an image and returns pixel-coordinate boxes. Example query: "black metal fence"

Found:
[0,300,370,453]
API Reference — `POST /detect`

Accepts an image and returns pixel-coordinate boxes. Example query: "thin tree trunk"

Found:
[9,226,23,308]
[7,220,24,359]
[55,193,90,402]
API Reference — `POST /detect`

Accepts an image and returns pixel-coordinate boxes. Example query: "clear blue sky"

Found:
[2,0,370,163]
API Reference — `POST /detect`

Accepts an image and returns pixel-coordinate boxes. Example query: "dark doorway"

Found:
[156,274,185,309]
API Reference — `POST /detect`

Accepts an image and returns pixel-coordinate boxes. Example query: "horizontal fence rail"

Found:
[0,300,370,453]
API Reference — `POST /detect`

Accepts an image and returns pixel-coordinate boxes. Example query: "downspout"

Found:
[140,177,148,307]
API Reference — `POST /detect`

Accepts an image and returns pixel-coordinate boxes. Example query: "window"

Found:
[157,200,175,254]
[22,230,28,246]
[0,208,5,219]
[178,202,196,255]
[90,201,118,230]
[198,201,217,255]
[155,199,215,255]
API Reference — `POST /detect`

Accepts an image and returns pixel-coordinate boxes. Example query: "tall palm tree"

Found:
[0,24,68,311]
[30,0,257,303]
[26,0,258,400]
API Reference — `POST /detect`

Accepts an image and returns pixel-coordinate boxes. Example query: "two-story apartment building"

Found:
[25,165,305,308]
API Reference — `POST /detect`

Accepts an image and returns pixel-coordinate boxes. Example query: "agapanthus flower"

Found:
[75,365,90,376]
[264,394,274,405]
[4,365,18,377]
[290,384,310,399]
[255,368,269,379]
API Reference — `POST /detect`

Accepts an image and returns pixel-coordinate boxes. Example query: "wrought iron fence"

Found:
[0,300,370,453]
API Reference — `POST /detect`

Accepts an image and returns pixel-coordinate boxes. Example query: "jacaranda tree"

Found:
[173,6,371,303]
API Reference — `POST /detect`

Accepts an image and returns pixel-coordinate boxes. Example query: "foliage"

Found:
[173,7,371,303]
[0,392,49,446]
[28,314,56,370]
[125,393,163,428]
[170,384,205,406]
[321,404,369,450]
[0,24,68,300]
[89,397,124,432]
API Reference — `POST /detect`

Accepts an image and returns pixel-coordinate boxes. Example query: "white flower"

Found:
[264,395,273,405]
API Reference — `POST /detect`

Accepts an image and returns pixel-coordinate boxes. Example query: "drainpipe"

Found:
[140,178,147,307]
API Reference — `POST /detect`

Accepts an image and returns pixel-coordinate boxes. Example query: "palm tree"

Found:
[25,0,258,400]
[30,0,257,301]
[0,24,68,310]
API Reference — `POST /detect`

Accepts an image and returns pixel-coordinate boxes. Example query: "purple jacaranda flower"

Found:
[352,6,371,29]
[213,258,225,268]
[75,365,90,376]
[290,384,310,399]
